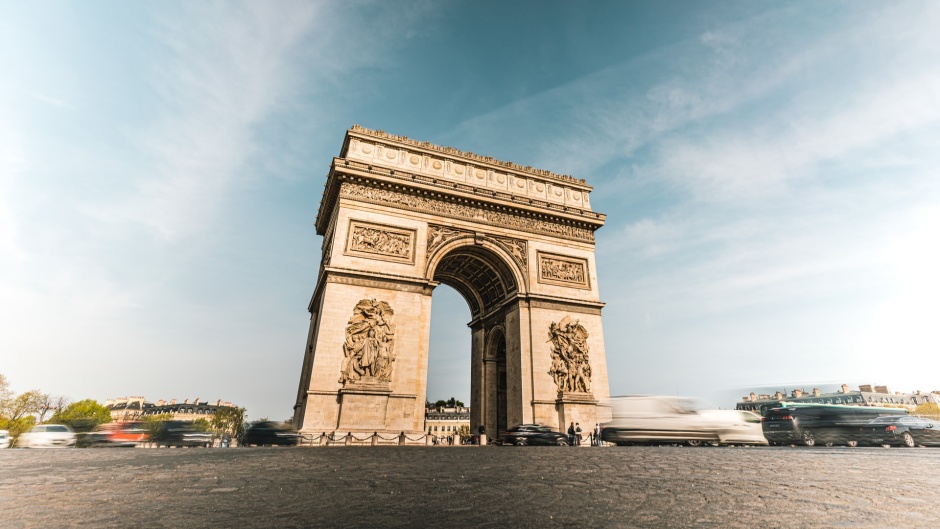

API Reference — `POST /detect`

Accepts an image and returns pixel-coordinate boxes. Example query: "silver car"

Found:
[0,429,10,449]
[17,424,77,448]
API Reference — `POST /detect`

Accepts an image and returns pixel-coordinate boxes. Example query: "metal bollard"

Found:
[345,432,352,446]
[372,432,378,446]
[399,432,406,445]
[320,432,328,446]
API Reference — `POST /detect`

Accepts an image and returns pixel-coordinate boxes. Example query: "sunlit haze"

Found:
[2,1,938,420]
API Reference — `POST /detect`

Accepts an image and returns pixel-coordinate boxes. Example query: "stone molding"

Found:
[336,158,602,222]
[555,392,598,404]
[325,269,434,295]
[344,219,416,264]
[348,124,587,187]
[537,251,591,290]
[524,297,604,316]
[339,181,595,243]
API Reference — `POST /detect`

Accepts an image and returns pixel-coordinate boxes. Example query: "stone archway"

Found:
[292,126,611,438]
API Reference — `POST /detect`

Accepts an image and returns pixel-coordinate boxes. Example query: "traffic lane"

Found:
[1,446,937,528]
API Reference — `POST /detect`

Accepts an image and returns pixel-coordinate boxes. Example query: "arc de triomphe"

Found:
[292,126,611,437]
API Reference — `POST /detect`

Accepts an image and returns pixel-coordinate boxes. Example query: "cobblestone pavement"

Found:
[2,445,939,528]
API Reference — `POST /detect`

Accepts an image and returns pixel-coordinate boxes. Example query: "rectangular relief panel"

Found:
[344,219,416,264]
[537,251,591,290]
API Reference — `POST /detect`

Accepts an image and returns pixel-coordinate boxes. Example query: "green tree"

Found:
[49,399,112,432]
[140,413,174,446]
[210,407,246,442]
[915,402,940,421]
[0,375,45,446]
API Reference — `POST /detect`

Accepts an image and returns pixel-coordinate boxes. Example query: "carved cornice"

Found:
[522,296,605,316]
[324,269,434,295]
[349,124,586,186]
[338,181,595,243]
[334,157,603,221]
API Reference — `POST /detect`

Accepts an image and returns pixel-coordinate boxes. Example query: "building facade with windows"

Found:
[105,396,239,422]
[425,406,470,439]
[736,384,939,414]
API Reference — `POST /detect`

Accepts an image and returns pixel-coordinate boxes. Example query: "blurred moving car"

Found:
[601,395,752,446]
[151,420,212,448]
[243,422,301,447]
[699,410,768,446]
[859,416,940,447]
[17,424,77,448]
[0,430,10,449]
[499,424,570,446]
[762,403,908,447]
[87,422,148,447]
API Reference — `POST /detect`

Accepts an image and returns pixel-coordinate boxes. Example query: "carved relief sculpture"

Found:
[344,220,415,263]
[339,299,396,386]
[538,252,590,289]
[547,316,592,394]
[427,224,468,256]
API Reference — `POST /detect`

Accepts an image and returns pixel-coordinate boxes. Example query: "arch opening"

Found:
[428,244,519,438]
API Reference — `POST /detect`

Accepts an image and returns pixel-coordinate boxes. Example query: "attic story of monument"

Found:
[292,126,611,438]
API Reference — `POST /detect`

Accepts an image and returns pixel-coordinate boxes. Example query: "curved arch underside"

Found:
[432,246,518,319]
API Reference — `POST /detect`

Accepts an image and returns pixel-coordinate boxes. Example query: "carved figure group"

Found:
[350,226,410,259]
[547,316,592,393]
[339,299,396,385]
[541,257,585,284]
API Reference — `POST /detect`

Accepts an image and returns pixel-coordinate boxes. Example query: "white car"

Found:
[600,395,767,446]
[17,424,76,448]
[0,430,10,449]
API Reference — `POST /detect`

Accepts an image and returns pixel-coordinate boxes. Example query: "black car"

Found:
[243,422,301,447]
[859,416,940,447]
[151,420,212,448]
[499,424,569,446]
[762,404,907,447]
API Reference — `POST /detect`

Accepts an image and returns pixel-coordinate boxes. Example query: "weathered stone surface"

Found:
[3,447,939,528]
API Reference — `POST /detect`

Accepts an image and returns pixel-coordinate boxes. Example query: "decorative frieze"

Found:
[339,299,396,386]
[350,124,586,186]
[547,316,592,394]
[340,182,594,243]
[344,220,416,264]
[537,252,590,289]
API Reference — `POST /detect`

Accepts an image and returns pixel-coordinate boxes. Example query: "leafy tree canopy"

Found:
[49,399,112,432]
[432,397,465,408]
[210,407,246,440]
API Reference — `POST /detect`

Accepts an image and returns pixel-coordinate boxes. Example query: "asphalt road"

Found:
[1,445,938,528]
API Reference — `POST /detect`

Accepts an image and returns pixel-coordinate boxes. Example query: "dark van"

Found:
[762,403,908,447]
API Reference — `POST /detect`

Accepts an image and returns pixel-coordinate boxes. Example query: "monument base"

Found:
[337,380,392,431]
[556,392,598,439]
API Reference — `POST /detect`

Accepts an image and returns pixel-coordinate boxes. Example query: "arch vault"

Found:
[293,126,611,437]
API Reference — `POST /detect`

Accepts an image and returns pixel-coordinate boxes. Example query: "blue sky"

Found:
[2,1,938,420]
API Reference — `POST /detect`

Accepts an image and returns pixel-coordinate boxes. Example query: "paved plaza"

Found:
[2,445,938,528]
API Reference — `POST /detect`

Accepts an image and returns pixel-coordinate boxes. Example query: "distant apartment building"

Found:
[736,384,939,414]
[425,406,470,438]
[105,396,239,422]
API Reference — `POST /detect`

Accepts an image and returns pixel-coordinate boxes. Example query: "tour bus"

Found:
[762,402,908,447]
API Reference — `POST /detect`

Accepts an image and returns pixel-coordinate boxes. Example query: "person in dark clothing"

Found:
[567,422,576,445]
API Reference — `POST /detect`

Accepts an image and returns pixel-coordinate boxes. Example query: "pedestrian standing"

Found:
[567,422,575,445]
[575,423,582,446]
[595,423,603,447]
